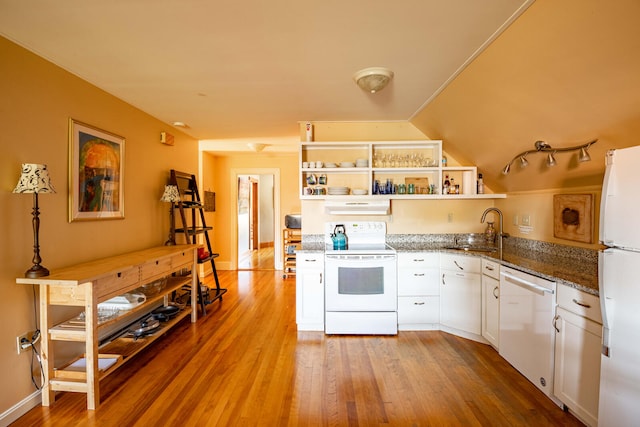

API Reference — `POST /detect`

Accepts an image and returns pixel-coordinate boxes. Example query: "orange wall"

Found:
[0,36,198,416]
[205,152,300,268]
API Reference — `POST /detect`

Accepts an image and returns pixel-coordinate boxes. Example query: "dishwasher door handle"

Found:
[501,272,554,296]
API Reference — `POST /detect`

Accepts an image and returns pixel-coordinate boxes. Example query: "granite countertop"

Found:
[300,234,599,296]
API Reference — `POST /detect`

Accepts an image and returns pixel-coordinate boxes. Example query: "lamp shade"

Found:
[13,163,55,194]
[353,67,394,93]
[160,185,181,202]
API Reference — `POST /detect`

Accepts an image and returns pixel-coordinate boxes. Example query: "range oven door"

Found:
[324,253,397,312]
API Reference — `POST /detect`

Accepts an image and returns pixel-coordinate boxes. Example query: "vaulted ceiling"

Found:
[1,0,639,193]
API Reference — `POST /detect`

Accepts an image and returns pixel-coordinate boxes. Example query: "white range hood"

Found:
[324,199,390,215]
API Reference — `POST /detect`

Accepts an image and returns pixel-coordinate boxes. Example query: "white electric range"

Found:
[323,222,398,335]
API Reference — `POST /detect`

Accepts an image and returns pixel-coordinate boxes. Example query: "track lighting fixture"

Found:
[502,139,597,175]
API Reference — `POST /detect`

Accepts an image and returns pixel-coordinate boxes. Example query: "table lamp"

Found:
[13,163,56,278]
[160,184,181,245]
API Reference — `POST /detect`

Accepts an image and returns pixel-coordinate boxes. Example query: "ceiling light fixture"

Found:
[353,67,394,93]
[172,121,189,128]
[502,139,597,175]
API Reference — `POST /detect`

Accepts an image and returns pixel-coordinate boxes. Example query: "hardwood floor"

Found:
[13,270,584,426]
[238,246,275,270]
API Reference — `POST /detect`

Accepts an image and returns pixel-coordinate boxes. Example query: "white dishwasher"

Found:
[499,266,556,398]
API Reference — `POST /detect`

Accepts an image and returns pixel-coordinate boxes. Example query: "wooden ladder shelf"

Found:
[168,169,227,313]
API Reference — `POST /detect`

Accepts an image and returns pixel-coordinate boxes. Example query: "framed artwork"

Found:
[553,194,593,243]
[69,119,125,222]
[204,191,216,212]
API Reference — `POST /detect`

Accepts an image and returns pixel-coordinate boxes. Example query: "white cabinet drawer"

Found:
[481,259,500,280]
[398,252,439,269]
[398,268,440,296]
[398,296,440,324]
[441,253,481,273]
[557,285,601,324]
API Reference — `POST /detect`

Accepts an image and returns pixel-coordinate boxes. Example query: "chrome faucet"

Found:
[481,207,508,256]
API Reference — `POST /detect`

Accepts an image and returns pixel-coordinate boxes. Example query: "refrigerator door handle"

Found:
[599,150,616,245]
[599,250,611,357]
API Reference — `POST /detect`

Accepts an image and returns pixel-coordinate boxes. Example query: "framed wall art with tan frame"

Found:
[553,194,593,243]
[68,118,125,222]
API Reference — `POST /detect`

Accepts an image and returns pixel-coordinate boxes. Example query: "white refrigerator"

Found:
[598,145,640,426]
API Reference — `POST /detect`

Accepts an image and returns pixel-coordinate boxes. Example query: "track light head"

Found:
[578,146,591,162]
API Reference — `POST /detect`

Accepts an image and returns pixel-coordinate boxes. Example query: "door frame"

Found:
[230,168,281,270]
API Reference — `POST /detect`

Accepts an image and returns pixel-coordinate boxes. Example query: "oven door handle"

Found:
[501,272,554,296]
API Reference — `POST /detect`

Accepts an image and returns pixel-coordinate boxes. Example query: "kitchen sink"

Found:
[446,233,497,252]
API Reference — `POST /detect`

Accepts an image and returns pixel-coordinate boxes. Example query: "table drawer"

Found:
[171,250,194,271]
[95,267,140,301]
[557,285,601,323]
[140,256,172,282]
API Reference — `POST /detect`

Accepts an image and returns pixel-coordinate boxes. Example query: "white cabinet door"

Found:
[482,274,500,348]
[554,306,602,427]
[296,254,324,331]
[440,269,481,335]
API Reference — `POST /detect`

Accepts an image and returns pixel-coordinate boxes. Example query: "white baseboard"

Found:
[0,390,41,427]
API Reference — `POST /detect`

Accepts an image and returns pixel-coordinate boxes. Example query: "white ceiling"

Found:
[0,0,533,142]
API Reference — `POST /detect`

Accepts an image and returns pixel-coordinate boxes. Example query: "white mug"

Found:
[302,162,309,168]
[315,161,323,168]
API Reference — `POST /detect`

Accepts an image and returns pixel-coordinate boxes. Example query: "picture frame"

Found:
[204,191,216,212]
[69,118,125,222]
[553,194,593,243]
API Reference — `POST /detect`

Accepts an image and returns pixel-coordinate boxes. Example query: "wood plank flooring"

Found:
[238,246,275,270]
[12,270,584,426]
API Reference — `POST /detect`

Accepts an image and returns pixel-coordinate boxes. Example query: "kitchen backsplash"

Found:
[302,232,599,264]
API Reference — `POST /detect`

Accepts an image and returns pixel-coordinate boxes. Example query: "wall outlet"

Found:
[521,214,531,227]
[16,331,36,354]
[447,213,453,223]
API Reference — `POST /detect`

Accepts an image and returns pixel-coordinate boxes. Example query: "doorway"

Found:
[237,174,276,270]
